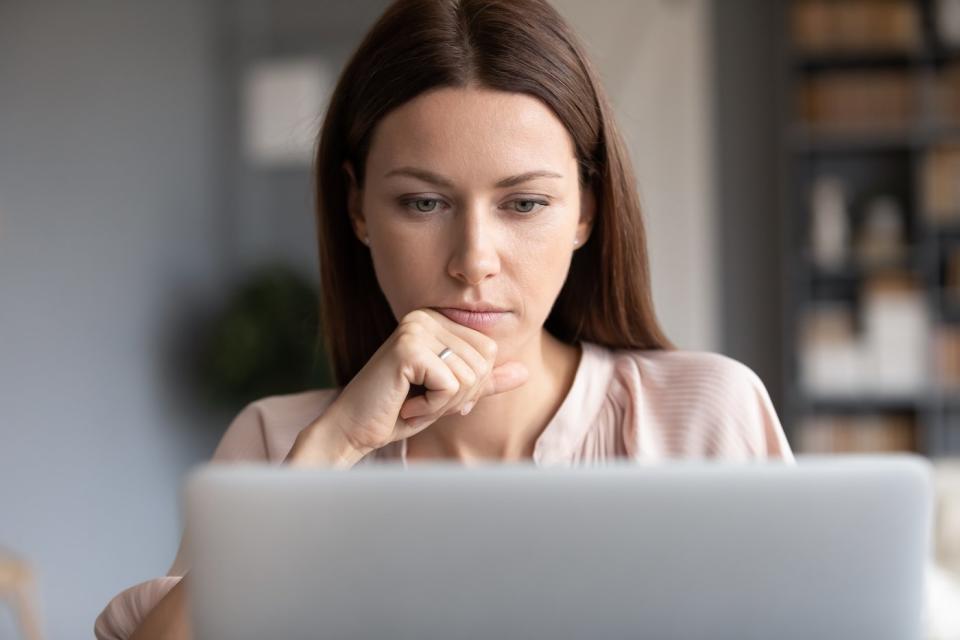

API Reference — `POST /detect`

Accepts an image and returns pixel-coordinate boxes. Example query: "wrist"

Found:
[286,411,371,469]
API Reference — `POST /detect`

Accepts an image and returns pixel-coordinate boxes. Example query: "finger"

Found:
[419,308,499,364]
[402,309,494,381]
[425,323,491,385]
[431,329,496,410]
[420,313,498,411]
[459,359,493,414]
[412,310,498,408]
[455,360,531,417]
[485,361,529,396]
[436,350,478,416]
[399,348,475,420]
[407,309,526,414]
[404,346,461,418]
[399,341,478,420]
[420,309,527,408]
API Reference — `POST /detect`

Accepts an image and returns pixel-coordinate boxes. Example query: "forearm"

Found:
[129,574,190,640]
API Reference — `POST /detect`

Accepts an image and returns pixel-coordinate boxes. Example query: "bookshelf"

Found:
[783,0,960,456]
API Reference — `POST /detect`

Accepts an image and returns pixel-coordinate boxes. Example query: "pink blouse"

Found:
[94,342,794,639]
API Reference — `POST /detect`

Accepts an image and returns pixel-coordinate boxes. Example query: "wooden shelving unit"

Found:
[783,0,960,456]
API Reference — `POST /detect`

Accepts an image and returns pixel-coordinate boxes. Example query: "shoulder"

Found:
[606,346,766,398]
[605,347,773,425]
[212,388,342,464]
[587,344,792,460]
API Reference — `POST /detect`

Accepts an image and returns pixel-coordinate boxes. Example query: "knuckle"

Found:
[433,380,459,400]
[397,319,423,338]
[401,309,429,327]
[476,359,491,377]
[395,331,419,353]
[481,338,498,360]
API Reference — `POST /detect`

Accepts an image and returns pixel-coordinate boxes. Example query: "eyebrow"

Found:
[383,167,563,188]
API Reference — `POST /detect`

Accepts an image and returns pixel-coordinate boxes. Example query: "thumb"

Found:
[485,361,529,396]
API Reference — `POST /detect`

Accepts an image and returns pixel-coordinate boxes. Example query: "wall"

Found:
[554,0,720,352]
[0,1,224,637]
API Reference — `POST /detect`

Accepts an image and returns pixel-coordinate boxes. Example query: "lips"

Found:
[441,303,509,312]
[435,307,511,331]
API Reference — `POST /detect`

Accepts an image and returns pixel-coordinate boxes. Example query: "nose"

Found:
[446,203,501,286]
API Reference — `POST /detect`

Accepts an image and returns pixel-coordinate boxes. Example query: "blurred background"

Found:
[1,0,960,637]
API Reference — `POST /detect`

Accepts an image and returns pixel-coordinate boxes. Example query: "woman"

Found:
[96,0,793,637]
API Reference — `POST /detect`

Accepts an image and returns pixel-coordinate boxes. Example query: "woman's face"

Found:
[347,86,594,360]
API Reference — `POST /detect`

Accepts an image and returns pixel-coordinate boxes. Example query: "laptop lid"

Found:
[185,455,932,640]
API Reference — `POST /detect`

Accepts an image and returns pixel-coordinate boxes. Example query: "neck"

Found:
[405,329,581,462]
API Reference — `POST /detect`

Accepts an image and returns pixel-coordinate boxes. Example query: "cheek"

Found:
[360,195,409,317]
[507,220,576,320]
[368,238,437,319]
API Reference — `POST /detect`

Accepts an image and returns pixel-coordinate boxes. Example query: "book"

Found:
[791,0,922,54]
[934,325,960,391]
[923,144,960,224]
[934,63,960,126]
[798,70,915,130]
[797,413,916,453]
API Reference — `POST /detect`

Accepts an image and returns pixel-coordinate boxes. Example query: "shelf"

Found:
[789,50,924,71]
[795,246,933,285]
[794,390,960,414]
[796,393,933,413]
[783,0,960,455]
[786,125,917,152]
[930,221,960,237]
[942,290,960,321]
[925,46,960,66]
[789,48,960,71]
[786,124,960,153]
[802,258,924,280]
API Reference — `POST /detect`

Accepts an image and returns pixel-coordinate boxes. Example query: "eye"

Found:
[402,198,443,214]
[507,199,548,215]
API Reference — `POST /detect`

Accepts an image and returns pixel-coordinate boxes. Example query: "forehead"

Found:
[365,86,577,183]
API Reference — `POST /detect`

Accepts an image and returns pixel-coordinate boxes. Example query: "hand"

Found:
[317,308,529,457]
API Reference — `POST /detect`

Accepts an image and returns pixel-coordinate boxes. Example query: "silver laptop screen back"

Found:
[186,456,932,640]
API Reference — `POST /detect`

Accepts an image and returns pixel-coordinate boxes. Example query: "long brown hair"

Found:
[315,0,673,385]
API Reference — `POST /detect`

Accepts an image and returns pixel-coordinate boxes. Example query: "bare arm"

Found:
[129,575,191,640]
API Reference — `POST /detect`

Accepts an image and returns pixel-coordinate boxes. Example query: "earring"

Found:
[573,238,580,246]
[362,236,370,246]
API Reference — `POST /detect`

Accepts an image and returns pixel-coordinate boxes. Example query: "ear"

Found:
[343,161,368,244]
[575,185,596,248]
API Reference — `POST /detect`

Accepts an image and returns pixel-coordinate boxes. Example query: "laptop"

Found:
[184,455,933,640]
